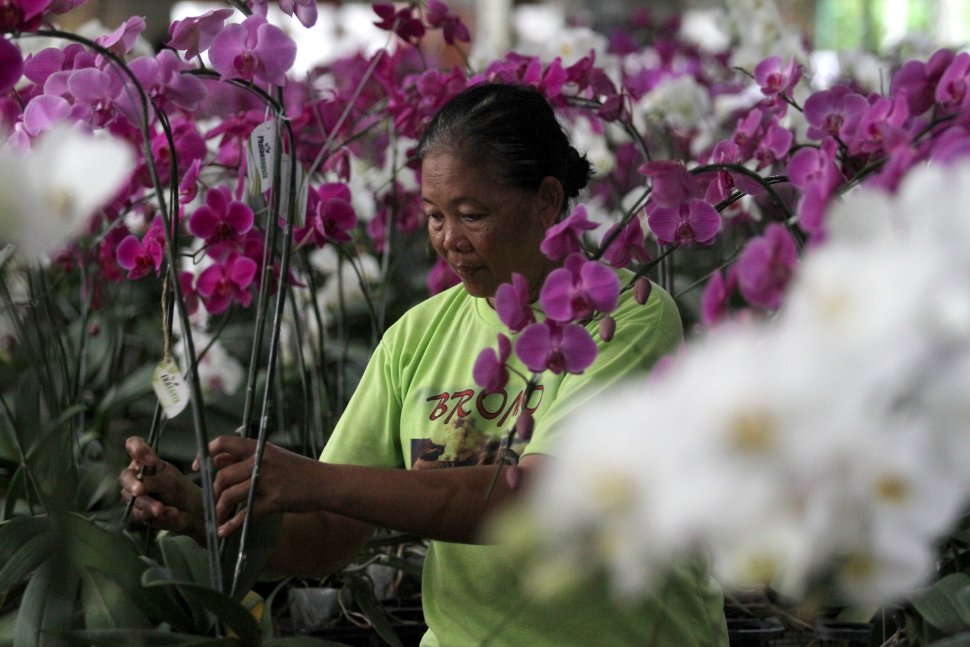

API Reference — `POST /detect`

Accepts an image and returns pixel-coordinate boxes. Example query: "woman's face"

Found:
[422,149,562,299]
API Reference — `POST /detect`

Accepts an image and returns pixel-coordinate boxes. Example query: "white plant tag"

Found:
[152,358,190,419]
[245,119,277,194]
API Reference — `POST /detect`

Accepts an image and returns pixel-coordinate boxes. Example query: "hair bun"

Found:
[563,146,593,199]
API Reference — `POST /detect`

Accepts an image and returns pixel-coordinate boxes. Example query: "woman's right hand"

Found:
[119,436,205,543]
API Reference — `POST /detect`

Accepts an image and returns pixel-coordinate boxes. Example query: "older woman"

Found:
[122,83,727,646]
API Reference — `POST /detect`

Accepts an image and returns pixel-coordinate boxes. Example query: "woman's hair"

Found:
[415,83,592,211]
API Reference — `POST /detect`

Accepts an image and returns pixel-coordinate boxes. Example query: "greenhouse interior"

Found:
[1,0,970,645]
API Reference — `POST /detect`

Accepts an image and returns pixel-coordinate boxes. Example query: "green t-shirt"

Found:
[321,276,727,646]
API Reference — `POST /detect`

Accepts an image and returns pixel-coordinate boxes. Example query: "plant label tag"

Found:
[152,358,190,419]
[246,120,277,194]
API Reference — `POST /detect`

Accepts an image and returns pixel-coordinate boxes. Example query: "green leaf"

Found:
[931,633,970,647]
[0,608,18,645]
[912,573,970,631]
[0,516,52,594]
[14,560,80,647]
[159,535,211,585]
[81,568,151,630]
[263,638,354,646]
[64,629,241,646]
[2,466,26,522]
[56,513,198,633]
[142,569,261,647]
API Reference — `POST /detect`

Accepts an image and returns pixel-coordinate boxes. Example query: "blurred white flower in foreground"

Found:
[508,160,970,606]
[0,125,134,262]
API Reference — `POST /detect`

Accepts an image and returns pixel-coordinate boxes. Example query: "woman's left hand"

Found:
[202,435,325,538]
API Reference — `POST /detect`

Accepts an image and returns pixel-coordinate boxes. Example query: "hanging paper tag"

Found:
[152,358,190,419]
[245,119,277,195]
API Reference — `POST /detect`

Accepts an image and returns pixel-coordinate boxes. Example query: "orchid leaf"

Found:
[263,638,354,646]
[64,629,241,646]
[912,573,970,632]
[0,516,52,593]
[931,634,970,647]
[14,560,79,647]
[142,568,261,647]
[81,568,151,630]
[221,511,282,600]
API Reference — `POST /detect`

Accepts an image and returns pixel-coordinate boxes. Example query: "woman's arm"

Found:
[208,436,545,545]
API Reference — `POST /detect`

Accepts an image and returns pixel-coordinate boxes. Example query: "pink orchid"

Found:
[279,0,318,28]
[425,0,470,45]
[852,93,911,156]
[129,49,206,112]
[473,334,511,394]
[540,204,599,260]
[600,217,649,269]
[167,8,234,60]
[116,218,165,280]
[934,51,970,113]
[208,15,297,87]
[890,47,954,117]
[427,256,460,295]
[372,3,425,45]
[639,160,702,209]
[647,199,720,246]
[754,123,793,170]
[179,158,202,204]
[700,268,737,326]
[0,0,51,33]
[539,253,619,323]
[803,85,869,142]
[515,320,597,375]
[188,185,254,254]
[196,254,258,314]
[494,272,535,333]
[95,16,146,58]
[0,37,22,94]
[735,223,798,310]
[787,137,841,239]
[754,56,802,98]
[299,182,358,246]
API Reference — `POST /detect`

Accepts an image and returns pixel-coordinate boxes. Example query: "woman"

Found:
[122,83,728,645]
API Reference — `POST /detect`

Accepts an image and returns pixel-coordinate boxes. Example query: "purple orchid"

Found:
[890,48,954,117]
[754,56,801,98]
[196,253,258,314]
[515,320,597,375]
[279,0,318,28]
[426,0,470,45]
[787,137,840,239]
[179,158,202,204]
[0,0,51,33]
[735,223,798,310]
[208,15,297,87]
[188,186,254,255]
[308,182,358,245]
[754,123,794,170]
[934,51,970,113]
[495,272,535,333]
[167,8,234,60]
[20,94,71,137]
[852,93,911,156]
[95,16,146,58]
[647,199,720,246]
[473,334,511,394]
[129,49,206,112]
[600,216,649,269]
[540,204,599,260]
[0,37,22,94]
[116,218,165,280]
[700,268,736,326]
[803,85,869,143]
[640,160,702,209]
[372,3,425,45]
[427,256,460,295]
[540,253,619,323]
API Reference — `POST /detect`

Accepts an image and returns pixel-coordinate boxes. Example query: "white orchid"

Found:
[0,124,134,262]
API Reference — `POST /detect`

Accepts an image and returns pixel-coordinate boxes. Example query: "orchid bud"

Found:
[634,277,652,305]
[505,465,522,491]
[598,315,616,342]
[515,411,534,441]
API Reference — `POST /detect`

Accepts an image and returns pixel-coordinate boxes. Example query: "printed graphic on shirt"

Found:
[410,384,542,469]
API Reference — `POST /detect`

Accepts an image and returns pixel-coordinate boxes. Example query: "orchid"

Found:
[473,334,511,394]
[0,37,21,94]
[116,218,165,280]
[208,14,297,86]
[425,0,470,46]
[515,320,598,375]
[187,186,254,256]
[539,253,619,323]
[735,223,798,310]
[599,217,648,269]
[0,0,51,34]
[539,204,598,260]
[195,253,258,315]
[494,272,535,333]
[167,8,234,60]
